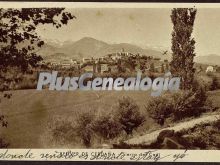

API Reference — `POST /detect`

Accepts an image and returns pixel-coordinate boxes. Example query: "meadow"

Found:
[0,89,157,148]
[1,71,220,148]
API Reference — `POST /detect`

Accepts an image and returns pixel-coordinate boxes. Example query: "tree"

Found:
[127,56,136,71]
[161,64,165,73]
[117,59,123,73]
[165,63,169,72]
[170,8,197,90]
[93,62,96,73]
[149,62,155,72]
[93,114,122,140]
[0,8,75,148]
[210,76,219,91]
[140,60,145,72]
[115,96,145,135]
[0,8,75,71]
[97,61,101,73]
[146,86,209,123]
[76,111,95,148]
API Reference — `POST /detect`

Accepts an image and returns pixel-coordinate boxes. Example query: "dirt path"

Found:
[125,112,220,145]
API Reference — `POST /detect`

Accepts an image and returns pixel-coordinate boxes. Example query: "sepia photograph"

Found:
[0,3,220,153]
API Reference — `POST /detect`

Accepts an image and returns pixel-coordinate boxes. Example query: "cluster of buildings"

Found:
[41,49,168,74]
[47,59,78,68]
[79,51,142,73]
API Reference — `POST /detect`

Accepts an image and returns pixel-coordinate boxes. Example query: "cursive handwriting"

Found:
[0,149,189,162]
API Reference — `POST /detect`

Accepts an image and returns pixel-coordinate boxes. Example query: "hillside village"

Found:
[39,49,220,76]
[39,48,170,75]
[36,36,220,76]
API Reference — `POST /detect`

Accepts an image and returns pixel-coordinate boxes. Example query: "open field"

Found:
[1,88,220,148]
[0,89,156,148]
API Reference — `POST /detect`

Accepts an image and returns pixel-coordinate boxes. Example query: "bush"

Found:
[191,134,208,149]
[93,114,122,140]
[18,79,37,89]
[47,116,77,145]
[147,93,173,125]
[0,137,9,148]
[213,119,220,130]
[75,111,95,148]
[171,88,207,121]
[48,112,96,148]
[47,97,146,147]
[210,76,220,91]
[115,96,145,135]
[146,85,210,123]
[48,111,123,148]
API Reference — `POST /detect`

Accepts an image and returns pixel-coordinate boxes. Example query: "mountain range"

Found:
[38,37,220,65]
[39,37,169,61]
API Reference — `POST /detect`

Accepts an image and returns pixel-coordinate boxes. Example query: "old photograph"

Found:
[0,4,220,151]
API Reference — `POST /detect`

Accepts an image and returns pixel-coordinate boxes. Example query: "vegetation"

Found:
[161,64,165,73]
[75,111,95,148]
[210,75,220,91]
[170,8,197,90]
[47,96,146,147]
[0,8,75,148]
[145,93,173,125]
[176,119,220,149]
[146,84,212,124]
[1,7,220,149]
[0,94,10,148]
[149,63,155,72]
[47,116,77,145]
[0,137,9,148]
[172,87,208,121]
[0,8,75,71]
[115,96,145,135]
[93,114,122,140]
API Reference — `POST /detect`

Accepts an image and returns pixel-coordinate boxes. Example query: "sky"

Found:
[36,8,220,56]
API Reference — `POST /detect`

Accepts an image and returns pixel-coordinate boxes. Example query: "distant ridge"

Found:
[195,54,220,65]
[39,37,169,61]
[38,37,220,65]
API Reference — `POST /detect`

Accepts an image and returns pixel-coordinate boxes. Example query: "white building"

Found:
[83,58,91,63]
[50,61,60,66]
[206,66,215,73]
[100,64,108,73]
[82,65,94,72]
[61,59,73,68]
[112,54,122,60]
[72,60,78,64]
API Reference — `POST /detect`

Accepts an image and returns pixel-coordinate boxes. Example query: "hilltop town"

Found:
[38,48,169,75]
[36,37,220,76]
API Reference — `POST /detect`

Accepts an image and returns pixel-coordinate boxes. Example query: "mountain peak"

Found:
[73,37,109,48]
[78,37,102,42]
